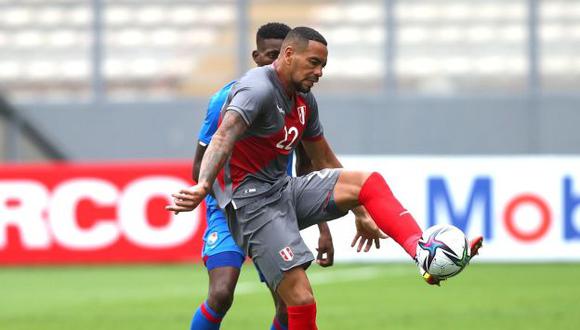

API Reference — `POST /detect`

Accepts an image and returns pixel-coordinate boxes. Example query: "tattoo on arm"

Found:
[198,111,248,190]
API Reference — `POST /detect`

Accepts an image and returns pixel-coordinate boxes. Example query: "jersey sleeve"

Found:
[198,82,234,146]
[302,93,324,141]
[225,81,271,127]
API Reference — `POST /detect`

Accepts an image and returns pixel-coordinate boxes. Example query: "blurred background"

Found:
[1,1,579,329]
[1,0,579,161]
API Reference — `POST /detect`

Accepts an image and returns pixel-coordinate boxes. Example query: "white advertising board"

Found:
[301,156,580,262]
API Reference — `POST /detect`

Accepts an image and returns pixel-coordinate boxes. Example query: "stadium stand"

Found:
[1,0,579,101]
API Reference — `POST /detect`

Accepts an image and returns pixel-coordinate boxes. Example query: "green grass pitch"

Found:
[1,263,579,329]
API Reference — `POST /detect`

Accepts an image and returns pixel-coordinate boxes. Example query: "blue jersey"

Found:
[198,81,294,217]
[198,81,235,215]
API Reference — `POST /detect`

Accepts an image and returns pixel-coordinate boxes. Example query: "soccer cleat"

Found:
[469,236,483,262]
[422,271,442,286]
[415,257,443,286]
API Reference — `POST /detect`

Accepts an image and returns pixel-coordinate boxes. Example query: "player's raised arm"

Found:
[166,110,248,213]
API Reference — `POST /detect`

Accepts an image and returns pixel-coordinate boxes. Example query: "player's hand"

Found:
[316,223,334,267]
[351,207,388,252]
[165,184,209,214]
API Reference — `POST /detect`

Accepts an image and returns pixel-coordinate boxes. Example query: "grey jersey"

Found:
[212,65,324,209]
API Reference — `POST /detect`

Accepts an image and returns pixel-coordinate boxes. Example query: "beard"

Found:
[295,80,314,93]
[297,85,311,93]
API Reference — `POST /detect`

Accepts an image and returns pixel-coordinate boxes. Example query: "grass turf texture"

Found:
[1,263,579,330]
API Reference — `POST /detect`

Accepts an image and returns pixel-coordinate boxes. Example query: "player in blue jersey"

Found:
[189,23,337,330]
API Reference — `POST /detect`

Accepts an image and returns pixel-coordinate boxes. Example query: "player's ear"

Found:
[283,45,294,65]
[252,50,259,64]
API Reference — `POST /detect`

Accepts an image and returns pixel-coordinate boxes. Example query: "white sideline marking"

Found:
[234,266,409,296]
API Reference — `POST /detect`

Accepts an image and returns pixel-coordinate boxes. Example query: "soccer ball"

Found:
[415,224,470,279]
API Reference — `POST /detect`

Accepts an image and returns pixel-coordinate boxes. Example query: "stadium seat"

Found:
[1,0,578,99]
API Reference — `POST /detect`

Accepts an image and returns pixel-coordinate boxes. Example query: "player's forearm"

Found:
[352,205,367,217]
[297,161,314,176]
[192,144,207,182]
[198,134,233,190]
[312,151,342,170]
[295,143,314,176]
[318,221,331,236]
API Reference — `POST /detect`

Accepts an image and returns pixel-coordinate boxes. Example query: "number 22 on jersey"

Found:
[276,126,299,151]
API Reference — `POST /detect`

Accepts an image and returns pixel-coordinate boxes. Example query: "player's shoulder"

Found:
[235,66,275,92]
[209,80,236,103]
[206,80,236,113]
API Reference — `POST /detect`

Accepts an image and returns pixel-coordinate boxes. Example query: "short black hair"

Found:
[256,22,292,43]
[283,26,328,50]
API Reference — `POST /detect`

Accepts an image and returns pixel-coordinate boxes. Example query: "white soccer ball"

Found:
[415,224,470,279]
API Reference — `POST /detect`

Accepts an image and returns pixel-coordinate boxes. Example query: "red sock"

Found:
[287,303,317,330]
[358,172,422,258]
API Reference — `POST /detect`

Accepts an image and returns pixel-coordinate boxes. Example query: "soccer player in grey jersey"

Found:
[167,27,476,329]
[190,23,339,330]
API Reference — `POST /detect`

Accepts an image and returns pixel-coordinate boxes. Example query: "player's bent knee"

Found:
[208,284,236,312]
[277,287,314,306]
[338,170,371,185]
[285,290,315,306]
[279,284,314,306]
[334,170,373,210]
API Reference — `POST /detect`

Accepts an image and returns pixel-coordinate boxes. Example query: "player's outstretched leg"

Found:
[335,171,484,286]
[334,171,423,258]
[190,252,243,330]
[334,170,455,286]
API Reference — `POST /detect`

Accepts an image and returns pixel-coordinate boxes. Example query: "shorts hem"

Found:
[270,258,314,290]
[204,251,245,271]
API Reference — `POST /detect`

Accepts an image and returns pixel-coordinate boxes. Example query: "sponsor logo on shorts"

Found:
[279,246,294,262]
[208,232,218,246]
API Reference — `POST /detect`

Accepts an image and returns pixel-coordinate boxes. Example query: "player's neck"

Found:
[273,60,296,98]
